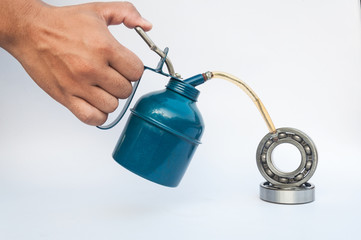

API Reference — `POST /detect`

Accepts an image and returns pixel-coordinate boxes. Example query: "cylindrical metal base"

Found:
[260,182,315,204]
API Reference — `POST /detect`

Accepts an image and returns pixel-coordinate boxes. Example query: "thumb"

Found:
[92,2,152,31]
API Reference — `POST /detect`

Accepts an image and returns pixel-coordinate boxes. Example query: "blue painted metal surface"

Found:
[113,77,205,187]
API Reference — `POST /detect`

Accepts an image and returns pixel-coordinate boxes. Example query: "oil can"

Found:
[112,77,204,187]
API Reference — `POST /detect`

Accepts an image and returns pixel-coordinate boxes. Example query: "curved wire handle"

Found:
[97,27,178,130]
[96,78,141,130]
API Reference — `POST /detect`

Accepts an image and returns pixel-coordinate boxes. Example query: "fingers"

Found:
[66,71,133,126]
[67,96,108,126]
[92,2,152,31]
[68,80,128,126]
[73,85,119,114]
[107,40,144,81]
[87,1,150,81]
[48,1,151,126]
[98,67,133,98]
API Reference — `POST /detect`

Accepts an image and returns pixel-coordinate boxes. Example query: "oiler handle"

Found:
[97,27,178,130]
[135,27,177,77]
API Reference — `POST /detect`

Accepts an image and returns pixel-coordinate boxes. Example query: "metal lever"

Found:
[135,26,179,78]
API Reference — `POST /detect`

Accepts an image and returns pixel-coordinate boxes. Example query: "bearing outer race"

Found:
[256,128,318,187]
[260,182,315,204]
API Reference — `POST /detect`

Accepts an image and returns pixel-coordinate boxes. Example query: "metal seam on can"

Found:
[131,109,202,145]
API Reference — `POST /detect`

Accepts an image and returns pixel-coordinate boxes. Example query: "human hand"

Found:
[0,0,152,125]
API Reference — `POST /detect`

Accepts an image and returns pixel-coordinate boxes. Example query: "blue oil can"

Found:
[113,77,205,187]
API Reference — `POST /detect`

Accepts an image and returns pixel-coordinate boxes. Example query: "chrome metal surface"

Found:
[256,127,318,187]
[260,182,315,204]
[204,71,212,80]
[135,26,177,77]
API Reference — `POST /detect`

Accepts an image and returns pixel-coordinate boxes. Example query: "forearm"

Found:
[0,0,44,50]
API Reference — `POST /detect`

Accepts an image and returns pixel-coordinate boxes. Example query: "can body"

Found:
[113,78,204,187]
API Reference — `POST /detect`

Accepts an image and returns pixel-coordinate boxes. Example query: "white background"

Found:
[1,0,360,239]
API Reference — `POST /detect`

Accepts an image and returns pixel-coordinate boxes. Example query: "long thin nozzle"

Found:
[210,71,276,133]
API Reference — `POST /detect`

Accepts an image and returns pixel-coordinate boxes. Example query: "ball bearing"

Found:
[256,128,318,187]
[260,182,315,204]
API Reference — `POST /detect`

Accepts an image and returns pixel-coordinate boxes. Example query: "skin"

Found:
[0,0,152,125]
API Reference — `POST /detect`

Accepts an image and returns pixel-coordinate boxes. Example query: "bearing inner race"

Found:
[256,128,318,187]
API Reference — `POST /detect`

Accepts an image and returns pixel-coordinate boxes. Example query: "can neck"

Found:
[166,78,200,101]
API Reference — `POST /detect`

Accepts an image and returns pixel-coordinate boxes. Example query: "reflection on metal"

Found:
[210,71,276,133]
[260,182,315,204]
[256,127,318,204]
[208,72,318,204]
[135,26,179,78]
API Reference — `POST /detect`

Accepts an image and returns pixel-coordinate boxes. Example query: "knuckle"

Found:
[89,2,108,15]
[95,115,108,126]
[118,82,133,99]
[97,39,113,54]
[78,110,95,125]
[107,98,119,113]
[128,59,144,81]
[78,109,106,126]
[75,60,97,77]
[122,1,135,10]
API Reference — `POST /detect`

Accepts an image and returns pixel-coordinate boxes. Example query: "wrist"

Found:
[0,0,46,52]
